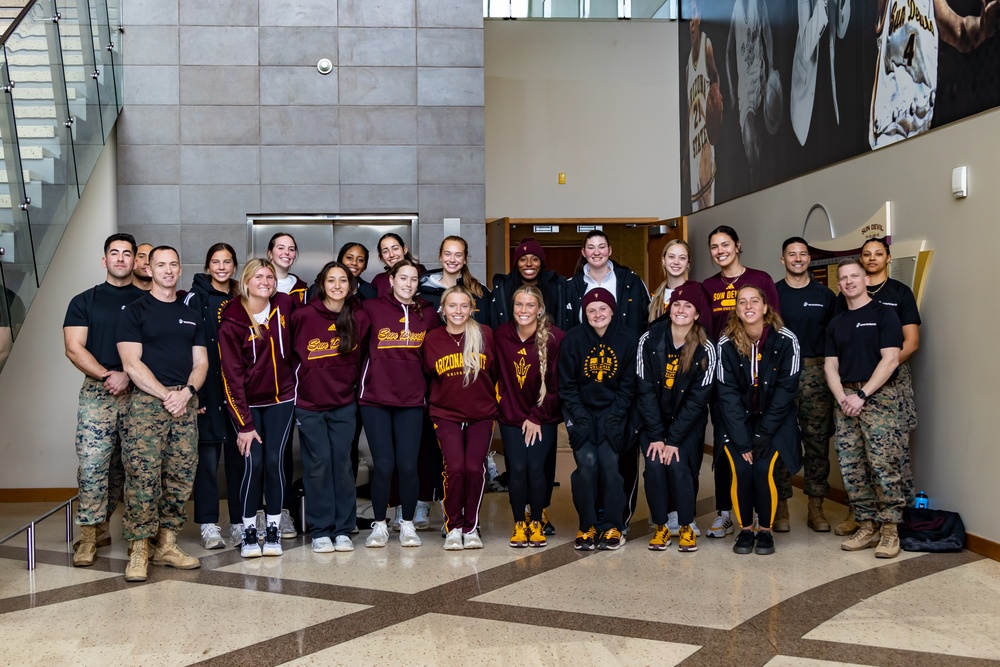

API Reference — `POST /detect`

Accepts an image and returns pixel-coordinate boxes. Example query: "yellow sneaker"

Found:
[509,521,528,548]
[574,526,597,551]
[528,520,547,547]
[648,525,671,551]
[678,524,698,552]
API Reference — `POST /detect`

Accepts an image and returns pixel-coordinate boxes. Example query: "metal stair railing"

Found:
[0,495,77,570]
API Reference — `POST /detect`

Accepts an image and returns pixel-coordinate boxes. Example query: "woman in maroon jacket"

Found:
[359,260,440,549]
[218,259,296,558]
[423,285,498,550]
[291,261,371,553]
[371,233,426,298]
[494,285,563,548]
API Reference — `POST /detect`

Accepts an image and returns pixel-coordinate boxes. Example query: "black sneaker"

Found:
[574,526,597,551]
[541,508,556,536]
[755,530,775,555]
[597,527,625,551]
[733,529,755,555]
[262,523,282,557]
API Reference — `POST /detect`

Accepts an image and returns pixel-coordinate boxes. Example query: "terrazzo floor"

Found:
[1,449,996,667]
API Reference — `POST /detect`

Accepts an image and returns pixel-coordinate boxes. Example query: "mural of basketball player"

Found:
[726,0,783,185]
[791,0,851,146]
[870,0,999,149]
[687,0,723,212]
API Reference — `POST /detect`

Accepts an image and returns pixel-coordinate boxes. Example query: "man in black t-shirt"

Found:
[824,259,904,559]
[63,233,145,567]
[117,246,208,582]
[777,237,836,532]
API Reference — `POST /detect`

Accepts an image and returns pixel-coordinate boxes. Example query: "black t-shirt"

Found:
[777,279,836,358]
[825,300,903,383]
[835,278,921,327]
[117,293,206,386]
[64,282,146,369]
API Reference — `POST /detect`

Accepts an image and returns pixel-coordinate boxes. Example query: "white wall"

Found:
[0,134,118,489]
[485,20,680,219]
[686,108,1000,543]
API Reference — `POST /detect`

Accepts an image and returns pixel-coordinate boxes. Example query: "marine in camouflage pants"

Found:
[797,364,835,497]
[896,362,917,504]
[834,382,905,524]
[121,390,199,541]
[75,376,128,526]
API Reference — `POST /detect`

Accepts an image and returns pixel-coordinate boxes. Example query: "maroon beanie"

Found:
[582,287,616,314]
[513,237,546,265]
[670,283,694,306]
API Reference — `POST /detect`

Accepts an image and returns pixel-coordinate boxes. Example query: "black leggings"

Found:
[724,446,780,530]
[360,405,423,522]
[237,402,295,520]
[193,433,242,525]
[500,422,556,522]
[711,400,732,512]
[644,438,702,527]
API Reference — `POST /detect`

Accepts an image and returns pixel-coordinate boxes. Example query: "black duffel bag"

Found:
[899,506,966,552]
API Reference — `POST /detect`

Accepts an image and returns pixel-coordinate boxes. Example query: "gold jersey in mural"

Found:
[688,33,716,211]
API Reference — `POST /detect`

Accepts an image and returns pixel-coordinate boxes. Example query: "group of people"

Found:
[64,223,920,582]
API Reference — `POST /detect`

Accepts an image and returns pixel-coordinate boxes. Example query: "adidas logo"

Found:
[399,316,407,323]
[517,347,527,356]
[328,323,337,331]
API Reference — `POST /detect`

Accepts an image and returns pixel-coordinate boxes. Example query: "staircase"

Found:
[0,0,121,372]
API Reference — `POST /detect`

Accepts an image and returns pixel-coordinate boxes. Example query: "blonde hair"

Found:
[238,258,276,339]
[512,285,551,406]
[649,239,692,323]
[722,285,784,360]
[441,285,484,386]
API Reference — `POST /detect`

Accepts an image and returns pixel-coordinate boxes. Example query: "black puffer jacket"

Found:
[184,273,236,444]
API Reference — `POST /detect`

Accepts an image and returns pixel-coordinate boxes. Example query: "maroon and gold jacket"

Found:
[218,292,296,433]
[494,320,564,426]
[422,325,498,423]
[290,299,371,412]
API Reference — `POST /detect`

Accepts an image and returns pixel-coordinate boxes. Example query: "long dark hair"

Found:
[314,261,359,354]
[377,232,418,269]
[389,259,423,319]
[203,242,239,295]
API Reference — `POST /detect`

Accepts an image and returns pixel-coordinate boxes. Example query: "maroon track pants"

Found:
[434,418,494,533]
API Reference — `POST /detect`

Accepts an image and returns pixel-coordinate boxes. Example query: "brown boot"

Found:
[72,521,111,550]
[772,499,790,532]
[807,496,831,532]
[124,539,149,582]
[73,525,98,567]
[151,528,200,570]
[834,508,859,536]
[875,522,900,559]
[841,519,881,551]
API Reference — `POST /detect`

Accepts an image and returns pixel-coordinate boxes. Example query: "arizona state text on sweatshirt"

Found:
[422,325,498,423]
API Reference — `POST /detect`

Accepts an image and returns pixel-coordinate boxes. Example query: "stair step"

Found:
[0,146,44,160]
[0,169,31,183]
[5,68,87,82]
[11,86,79,101]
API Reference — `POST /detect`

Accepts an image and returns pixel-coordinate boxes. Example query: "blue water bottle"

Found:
[914,491,929,509]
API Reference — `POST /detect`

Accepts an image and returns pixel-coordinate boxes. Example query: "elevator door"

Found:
[247,214,418,287]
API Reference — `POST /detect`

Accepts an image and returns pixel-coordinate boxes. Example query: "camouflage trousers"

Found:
[834,382,905,524]
[797,364,835,497]
[896,363,917,504]
[74,377,128,526]
[121,390,199,541]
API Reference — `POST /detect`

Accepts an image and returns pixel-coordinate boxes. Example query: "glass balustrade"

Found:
[0,0,121,373]
[484,0,678,19]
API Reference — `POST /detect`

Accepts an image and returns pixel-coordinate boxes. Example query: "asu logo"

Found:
[513,357,531,388]
[584,343,618,382]
[664,355,679,389]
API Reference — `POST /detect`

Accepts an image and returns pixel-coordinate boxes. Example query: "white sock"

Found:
[266,513,282,528]
[242,518,256,531]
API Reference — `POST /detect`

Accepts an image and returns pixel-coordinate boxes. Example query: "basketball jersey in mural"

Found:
[733,0,766,127]
[688,35,715,211]
[869,0,938,149]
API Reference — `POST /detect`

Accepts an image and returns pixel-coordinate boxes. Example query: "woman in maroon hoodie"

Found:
[423,285,498,551]
[494,285,563,549]
[359,260,440,549]
[370,233,426,298]
[291,261,371,553]
[218,259,296,559]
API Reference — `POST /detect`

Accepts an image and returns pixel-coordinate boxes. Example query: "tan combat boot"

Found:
[807,496,831,532]
[124,538,149,582]
[151,528,200,570]
[73,525,98,567]
[841,519,881,551]
[772,499,790,532]
[875,522,900,559]
[834,508,859,536]
[73,521,111,550]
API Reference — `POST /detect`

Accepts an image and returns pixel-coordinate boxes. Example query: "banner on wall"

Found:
[678,0,1000,215]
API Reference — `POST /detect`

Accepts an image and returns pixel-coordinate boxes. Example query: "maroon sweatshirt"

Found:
[359,294,440,408]
[290,299,371,412]
[494,321,564,426]
[218,292,296,433]
[422,325,498,423]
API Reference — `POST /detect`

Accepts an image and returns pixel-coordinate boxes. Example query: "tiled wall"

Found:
[117,0,486,281]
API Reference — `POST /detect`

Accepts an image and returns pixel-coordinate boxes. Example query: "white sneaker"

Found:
[390,506,402,531]
[444,528,464,550]
[262,523,283,556]
[200,524,225,550]
[229,523,244,548]
[279,509,297,538]
[707,511,734,538]
[414,501,431,529]
[463,530,483,549]
[365,521,389,548]
[334,535,354,552]
[240,527,262,558]
[312,537,335,553]
[688,522,701,537]
[666,512,681,536]
[399,520,422,547]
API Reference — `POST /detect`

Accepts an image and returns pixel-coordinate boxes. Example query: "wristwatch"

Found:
[185,384,196,396]
[855,389,867,400]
